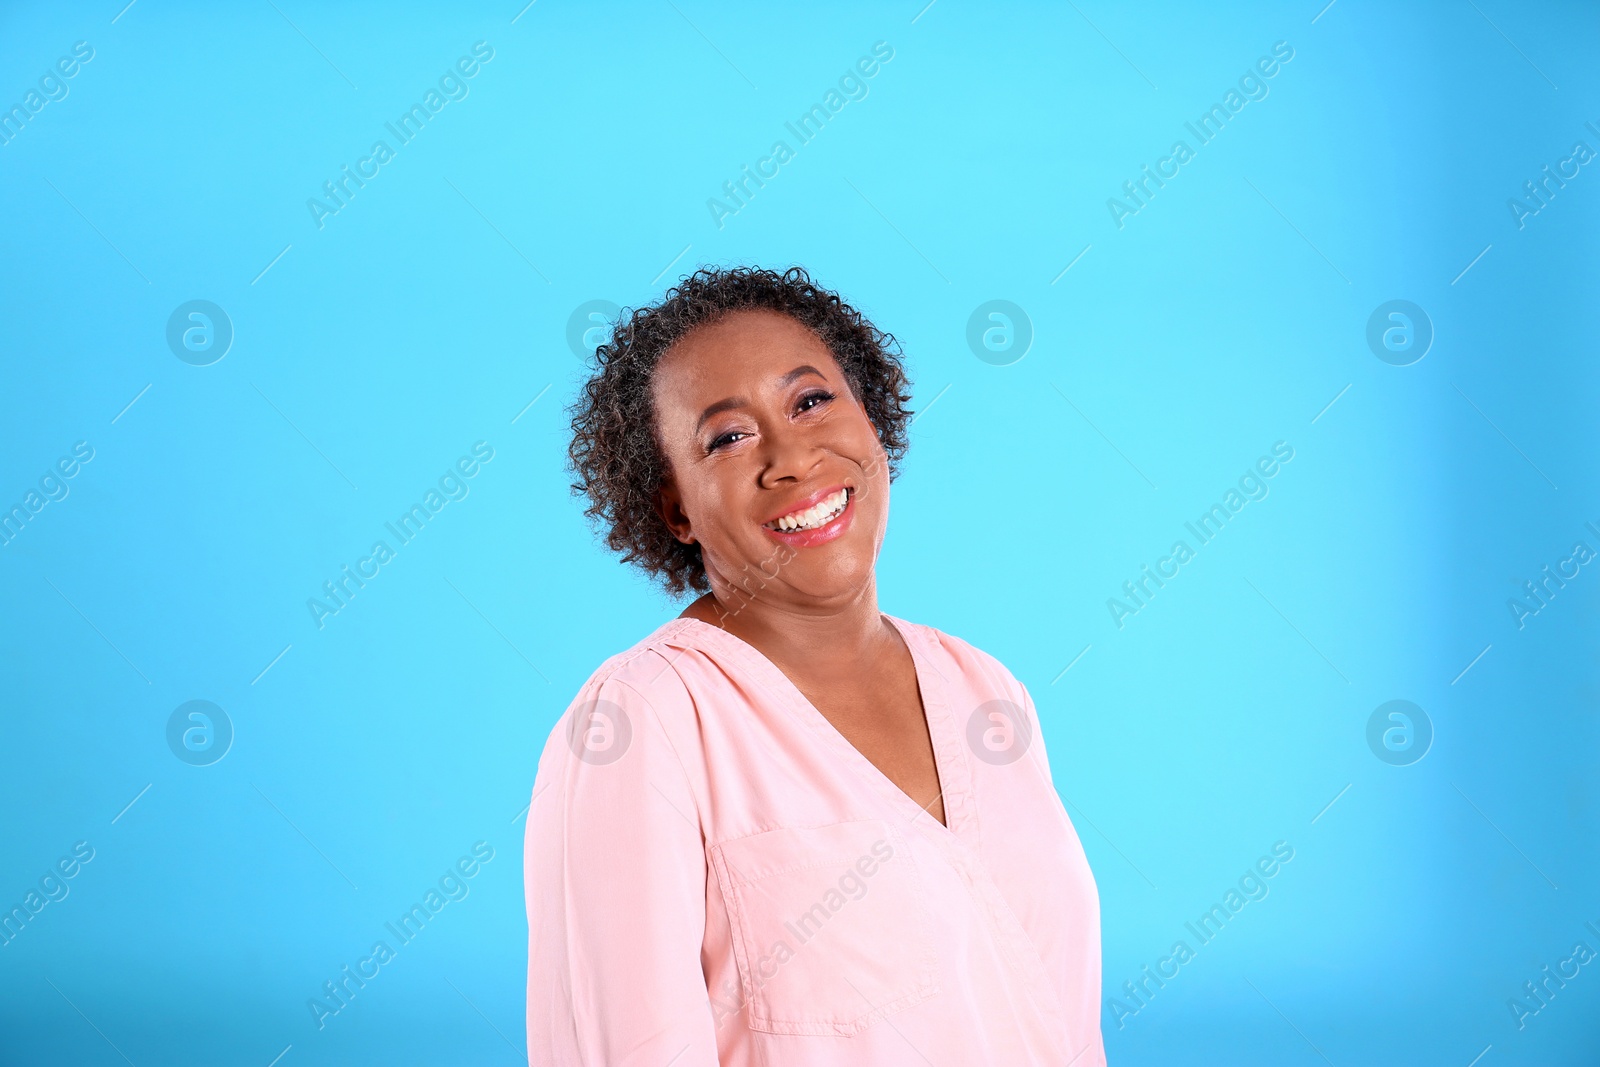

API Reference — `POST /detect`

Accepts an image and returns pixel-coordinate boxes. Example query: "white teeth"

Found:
[771,489,848,532]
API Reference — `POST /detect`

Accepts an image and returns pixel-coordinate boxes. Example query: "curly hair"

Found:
[566,265,916,598]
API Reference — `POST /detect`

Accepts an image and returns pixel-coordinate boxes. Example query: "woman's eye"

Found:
[706,392,833,452]
[797,390,836,413]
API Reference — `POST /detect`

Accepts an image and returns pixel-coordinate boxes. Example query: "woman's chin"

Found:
[791,556,879,601]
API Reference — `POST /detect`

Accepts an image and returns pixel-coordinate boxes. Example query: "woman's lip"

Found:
[759,483,851,527]
[760,489,854,548]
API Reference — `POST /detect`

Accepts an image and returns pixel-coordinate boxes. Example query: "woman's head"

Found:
[566,266,914,607]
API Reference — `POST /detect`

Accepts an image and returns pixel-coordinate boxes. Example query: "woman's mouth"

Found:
[764,488,849,532]
[760,487,854,546]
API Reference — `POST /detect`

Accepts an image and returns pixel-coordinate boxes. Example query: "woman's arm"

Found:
[524,670,720,1066]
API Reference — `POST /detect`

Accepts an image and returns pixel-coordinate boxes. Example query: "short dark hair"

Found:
[565,265,915,597]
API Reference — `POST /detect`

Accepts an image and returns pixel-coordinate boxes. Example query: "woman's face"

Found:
[651,309,891,614]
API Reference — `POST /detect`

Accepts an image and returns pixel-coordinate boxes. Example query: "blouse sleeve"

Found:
[524,668,719,1067]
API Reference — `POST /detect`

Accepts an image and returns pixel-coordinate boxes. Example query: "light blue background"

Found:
[2,1,1596,1064]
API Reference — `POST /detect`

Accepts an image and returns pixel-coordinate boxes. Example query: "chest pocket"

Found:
[709,818,941,1037]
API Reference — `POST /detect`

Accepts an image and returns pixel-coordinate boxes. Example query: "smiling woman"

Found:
[526,266,1106,1066]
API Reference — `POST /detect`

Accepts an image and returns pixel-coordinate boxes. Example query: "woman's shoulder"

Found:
[888,613,1029,699]
[533,618,706,784]
[567,616,703,710]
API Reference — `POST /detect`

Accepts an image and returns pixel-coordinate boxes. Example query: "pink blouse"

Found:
[523,613,1105,1066]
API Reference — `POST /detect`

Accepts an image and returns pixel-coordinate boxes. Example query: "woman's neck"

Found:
[679,584,892,677]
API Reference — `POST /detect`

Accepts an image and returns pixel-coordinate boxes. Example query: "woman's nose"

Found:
[756,419,825,487]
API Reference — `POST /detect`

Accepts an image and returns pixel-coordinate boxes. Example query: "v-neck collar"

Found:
[661,613,977,846]
[649,615,1077,1045]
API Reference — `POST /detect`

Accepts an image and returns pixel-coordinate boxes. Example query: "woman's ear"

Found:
[654,480,696,545]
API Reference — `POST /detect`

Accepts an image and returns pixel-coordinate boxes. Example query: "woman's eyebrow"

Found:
[694,365,828,432]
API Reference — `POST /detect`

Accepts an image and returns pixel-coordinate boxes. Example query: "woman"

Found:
[525,266,1105,1065]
